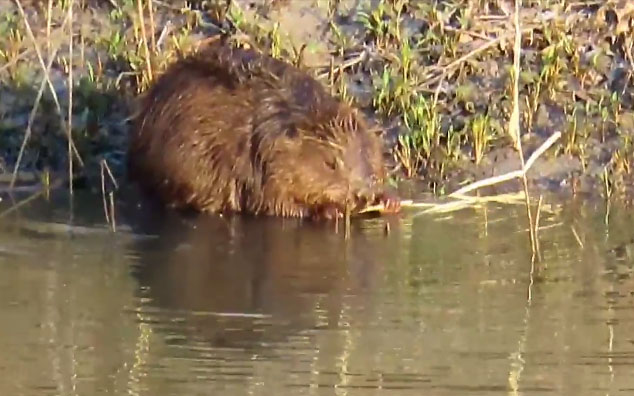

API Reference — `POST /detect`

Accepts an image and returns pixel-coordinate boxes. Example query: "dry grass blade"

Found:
[419,200,484,215]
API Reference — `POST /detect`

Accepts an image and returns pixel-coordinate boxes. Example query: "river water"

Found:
[0,191,633,396]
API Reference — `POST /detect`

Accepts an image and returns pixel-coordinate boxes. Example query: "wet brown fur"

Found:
[128,42,395,218]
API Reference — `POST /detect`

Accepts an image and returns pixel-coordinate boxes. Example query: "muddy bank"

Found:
[0,0,633,201]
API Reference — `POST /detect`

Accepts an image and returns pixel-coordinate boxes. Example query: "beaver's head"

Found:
[253,110,395,219]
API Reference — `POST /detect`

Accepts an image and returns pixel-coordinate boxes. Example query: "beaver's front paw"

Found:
[310,205,344,221]
[377,191,401,214]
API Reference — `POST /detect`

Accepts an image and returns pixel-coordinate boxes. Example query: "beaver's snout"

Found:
[348,178,401,214]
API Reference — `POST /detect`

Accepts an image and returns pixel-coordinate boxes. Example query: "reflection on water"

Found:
[0,191,633,395]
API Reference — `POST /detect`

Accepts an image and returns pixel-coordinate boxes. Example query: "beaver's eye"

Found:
[325,158,338,171]
[325,156,344,171]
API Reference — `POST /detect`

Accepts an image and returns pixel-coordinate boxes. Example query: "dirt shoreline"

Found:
[0,0,633,202]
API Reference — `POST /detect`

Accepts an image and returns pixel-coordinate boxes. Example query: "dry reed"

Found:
[67,0,75,195]
[137,0,153,84]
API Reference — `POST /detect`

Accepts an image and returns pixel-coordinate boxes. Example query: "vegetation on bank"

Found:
[0,0,633,199]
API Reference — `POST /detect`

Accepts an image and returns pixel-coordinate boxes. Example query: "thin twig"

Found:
[571,225,584,248]
[101,160,119,189]
[449,131,561,197]
[316,51,367,79]
[418,27,535,89]
[156,20,172,50]
[344,203,350,240]
[0,48,32,74]
[109,192,116,232]
[0,178,64,219]
[101,161,110,226]
[420,192,527,215]
[359,199,417,214]
[100,159,118,231]
[533,194,543,261]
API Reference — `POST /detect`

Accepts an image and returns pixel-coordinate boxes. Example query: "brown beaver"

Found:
[128,42,399,219]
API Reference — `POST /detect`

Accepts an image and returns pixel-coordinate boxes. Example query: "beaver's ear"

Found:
[370,127,384,137]
[284,124,299,138]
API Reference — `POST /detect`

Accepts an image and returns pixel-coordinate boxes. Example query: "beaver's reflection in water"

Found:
[128,209,398,351]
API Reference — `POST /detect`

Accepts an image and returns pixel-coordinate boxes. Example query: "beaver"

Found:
[128,42,399,219]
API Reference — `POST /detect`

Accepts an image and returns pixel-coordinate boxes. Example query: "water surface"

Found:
[1,192,633,395]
